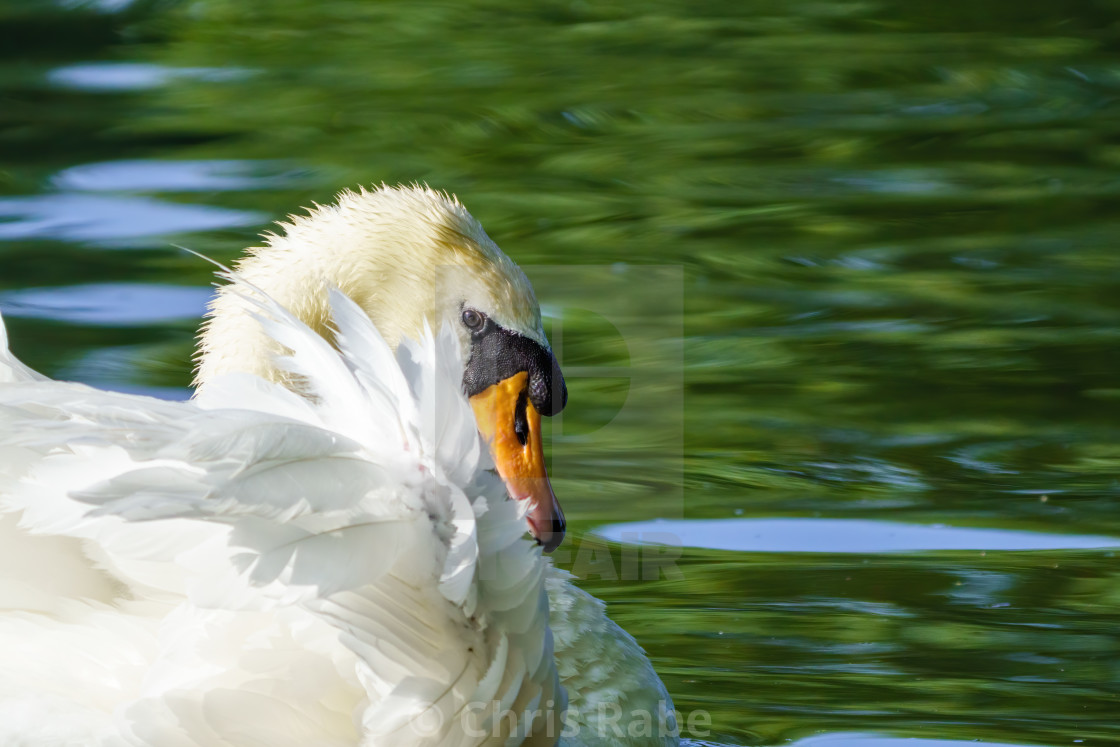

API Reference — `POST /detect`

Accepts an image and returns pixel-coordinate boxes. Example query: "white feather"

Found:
[0,184,677,746]
[0,287,569,746]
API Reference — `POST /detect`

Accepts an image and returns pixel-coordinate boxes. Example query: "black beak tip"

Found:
[537,516,566,553]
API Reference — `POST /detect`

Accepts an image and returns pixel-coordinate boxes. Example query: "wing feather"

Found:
[0,279,563,745]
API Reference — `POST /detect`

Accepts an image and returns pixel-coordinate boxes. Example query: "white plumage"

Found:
[0,186,677,746]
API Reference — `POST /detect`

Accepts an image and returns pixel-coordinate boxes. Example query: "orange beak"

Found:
[470,371,566,552]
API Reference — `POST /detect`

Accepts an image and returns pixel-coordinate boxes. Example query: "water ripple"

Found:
[51,159,301,194]
[0,194,265,245]
[595,518,1120,553]
[0,284,211,326]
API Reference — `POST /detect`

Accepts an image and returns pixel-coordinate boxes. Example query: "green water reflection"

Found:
[2,0,1120,743]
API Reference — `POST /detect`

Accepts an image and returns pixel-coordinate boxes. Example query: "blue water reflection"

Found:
[47,63,249,92]
[789,735,1045,747]
[51,159,299,193]
[0,284,210,325]
[0,194,264,244]
[595,518,1120,553]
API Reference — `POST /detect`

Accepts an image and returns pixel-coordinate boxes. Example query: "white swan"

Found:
[0,185,678,746]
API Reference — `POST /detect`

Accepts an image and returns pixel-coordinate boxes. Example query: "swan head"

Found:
[195,184,567,551]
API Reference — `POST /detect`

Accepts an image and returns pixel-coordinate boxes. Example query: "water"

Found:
[595,518,1120,553]
[2,0,1120,744]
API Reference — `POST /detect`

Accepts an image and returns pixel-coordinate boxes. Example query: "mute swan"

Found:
[0,185,678,746]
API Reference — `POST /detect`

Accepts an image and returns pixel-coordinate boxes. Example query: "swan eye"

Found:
[461,308,485,330]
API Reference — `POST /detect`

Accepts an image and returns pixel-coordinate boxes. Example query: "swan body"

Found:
[0,186,677,746]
